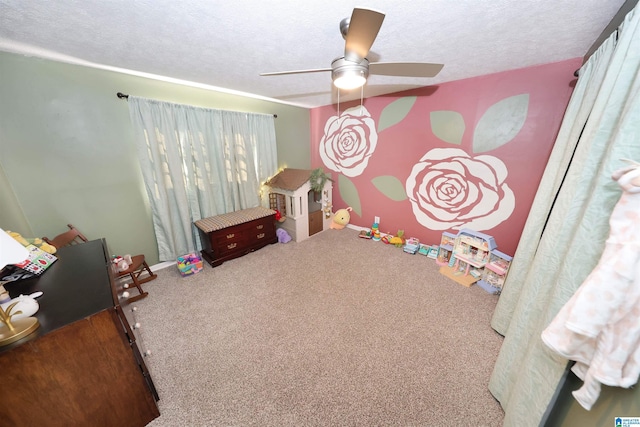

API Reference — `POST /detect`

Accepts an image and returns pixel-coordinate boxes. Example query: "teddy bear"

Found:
[330,207,352,230]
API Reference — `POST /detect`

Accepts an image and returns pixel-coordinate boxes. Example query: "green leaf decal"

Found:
[378,97,417,133]
[338,175,361,217]
[430,110,465,145]
[372,176,408,201]
[473,94,529,153]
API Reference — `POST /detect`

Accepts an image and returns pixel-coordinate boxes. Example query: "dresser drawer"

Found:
[213,235,249,255]
[118,300,145,345]
[240,216,275,238]
[212,225,247,248]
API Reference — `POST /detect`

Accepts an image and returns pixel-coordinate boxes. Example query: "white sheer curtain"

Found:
[488,6,640,426]
[128,97,278,261]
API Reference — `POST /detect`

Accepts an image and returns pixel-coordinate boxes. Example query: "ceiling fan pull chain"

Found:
[337,88,341,117]
[360,85,364,115]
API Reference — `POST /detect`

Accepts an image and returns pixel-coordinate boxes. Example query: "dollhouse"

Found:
[477,250,513,294]
[438,229,512,294]
[263,168,333,242]
[436,232,456,266]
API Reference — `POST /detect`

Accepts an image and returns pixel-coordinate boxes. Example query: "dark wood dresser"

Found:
[195,206,278,267]
[0,239,159,427]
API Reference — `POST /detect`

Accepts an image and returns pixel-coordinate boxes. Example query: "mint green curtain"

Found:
[488,6,640,426]
[128,97,278,261]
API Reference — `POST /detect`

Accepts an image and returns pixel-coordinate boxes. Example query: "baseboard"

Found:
[346,224,368,232]
[150,260,176,272]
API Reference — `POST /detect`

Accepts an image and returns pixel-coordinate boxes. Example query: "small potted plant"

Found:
[309,168,332,201]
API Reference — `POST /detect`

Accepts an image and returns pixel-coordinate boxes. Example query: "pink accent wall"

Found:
[310,58,582,256]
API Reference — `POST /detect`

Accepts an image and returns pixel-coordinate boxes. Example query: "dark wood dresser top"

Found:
[1,239,114,352]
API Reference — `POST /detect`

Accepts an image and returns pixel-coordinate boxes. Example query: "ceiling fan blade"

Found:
[344,8,385,62]
[260,67,332,76]
[369,62,444,77]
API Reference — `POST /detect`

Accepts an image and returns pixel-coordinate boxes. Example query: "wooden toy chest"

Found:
[195,206,278,267]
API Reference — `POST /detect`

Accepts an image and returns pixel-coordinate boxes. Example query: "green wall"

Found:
[0,51,310,264]
[0,162,33,235]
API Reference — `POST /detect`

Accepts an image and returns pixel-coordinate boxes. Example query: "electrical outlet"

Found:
[374,216,380,224]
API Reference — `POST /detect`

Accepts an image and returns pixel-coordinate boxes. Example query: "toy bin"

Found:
[177,253,203,276]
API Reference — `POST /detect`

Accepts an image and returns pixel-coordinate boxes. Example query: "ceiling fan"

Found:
[259,8,444,90]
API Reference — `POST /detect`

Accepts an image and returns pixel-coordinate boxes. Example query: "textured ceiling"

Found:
[0,0,627,108]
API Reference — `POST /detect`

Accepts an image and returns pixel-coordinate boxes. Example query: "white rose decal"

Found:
[406,148,515,231]
[319,106,378,178]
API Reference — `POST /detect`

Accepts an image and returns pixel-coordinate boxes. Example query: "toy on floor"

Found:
[177,253,204,276]
[389,230,406,247]
[330,207,352,230]
[358,229,372,239]
[276,228,292,243]
[427,245,440,259]
[403,237,420,254]
[371,222,381,241]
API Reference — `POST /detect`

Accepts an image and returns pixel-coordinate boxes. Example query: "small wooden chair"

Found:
[117,255,157,302]
[43,224,89,249]
[45,224,156,301]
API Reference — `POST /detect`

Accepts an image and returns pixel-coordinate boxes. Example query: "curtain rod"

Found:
[116,92,277,118]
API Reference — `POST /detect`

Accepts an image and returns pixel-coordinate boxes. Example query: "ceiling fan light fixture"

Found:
[259,8,444,95]
[333,70,367,90]
[331,57,370,90]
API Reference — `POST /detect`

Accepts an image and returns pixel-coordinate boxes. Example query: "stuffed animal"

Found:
[112,254,133,272]
[330,207,352,230]
[7,231,57,254]
[274,209,286,222]
[276,228,292,243]
[389,230,406,248]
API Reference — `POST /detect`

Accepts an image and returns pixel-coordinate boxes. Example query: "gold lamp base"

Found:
[0,317,40,347]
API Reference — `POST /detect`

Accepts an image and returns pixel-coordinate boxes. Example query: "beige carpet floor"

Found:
[137,227,505,426]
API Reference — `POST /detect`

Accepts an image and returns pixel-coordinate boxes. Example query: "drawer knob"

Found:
[256,224,264,229]
[132,306,138,312]
[144,350,152,357]
[257,233,265,239]
[227,243,237,249]
[122,291,130,298]
[123,283,129,289]
[226,233,235,239]
[132,322,141,329]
